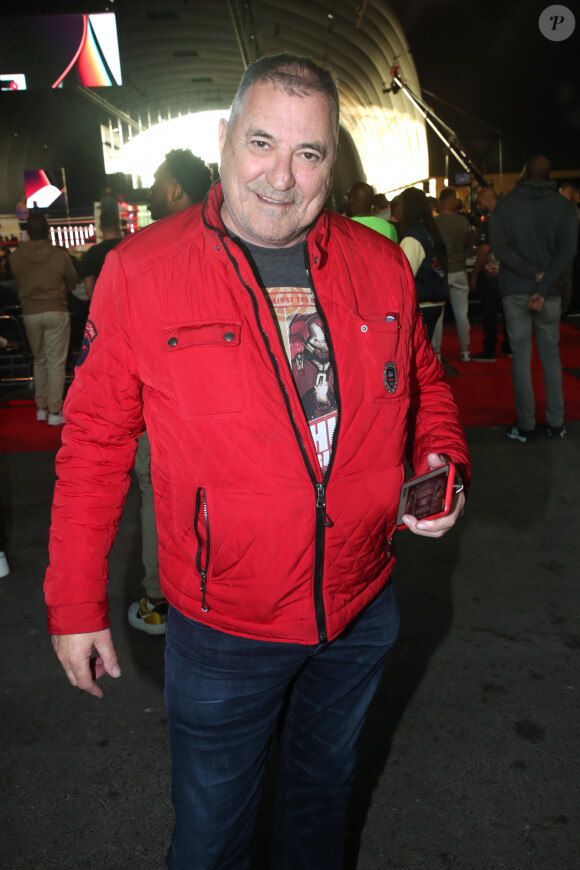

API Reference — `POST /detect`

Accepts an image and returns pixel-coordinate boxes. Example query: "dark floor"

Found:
[1,423,579,870]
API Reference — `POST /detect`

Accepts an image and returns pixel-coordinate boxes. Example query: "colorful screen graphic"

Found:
[0,13,122,91]
[24,169,67,210]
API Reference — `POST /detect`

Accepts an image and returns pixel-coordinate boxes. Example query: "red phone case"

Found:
[396,463,455,529]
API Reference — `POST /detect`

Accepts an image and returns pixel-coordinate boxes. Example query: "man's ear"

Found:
[169,183,182,203]
[218,118,229,155]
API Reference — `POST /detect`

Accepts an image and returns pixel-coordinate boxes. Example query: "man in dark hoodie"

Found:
[489,155,577,442]
[11,212,77,426]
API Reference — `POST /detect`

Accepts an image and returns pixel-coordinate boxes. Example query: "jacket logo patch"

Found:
[383,361,398,393]
[76,319,98,367]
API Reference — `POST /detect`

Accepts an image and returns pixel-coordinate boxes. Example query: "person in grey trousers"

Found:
[489,155,578,442]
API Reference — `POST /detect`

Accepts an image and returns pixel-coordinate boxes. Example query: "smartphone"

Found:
[396,463,455,529]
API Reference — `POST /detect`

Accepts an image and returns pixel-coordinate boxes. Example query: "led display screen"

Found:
[24,169,67,210]
[0,13,122,91]
[453,171,471,186]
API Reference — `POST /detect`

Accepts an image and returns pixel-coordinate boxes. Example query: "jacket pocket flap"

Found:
[163,321,241,351]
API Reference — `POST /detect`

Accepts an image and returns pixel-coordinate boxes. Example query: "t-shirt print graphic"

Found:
[266,286,338,472]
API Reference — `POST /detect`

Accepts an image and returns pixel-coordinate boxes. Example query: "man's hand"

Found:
[51,629,121,699]
[401,452,466,539]
[528,293,545,312]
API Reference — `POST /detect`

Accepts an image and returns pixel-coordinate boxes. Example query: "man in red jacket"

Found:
[47,54,470,870]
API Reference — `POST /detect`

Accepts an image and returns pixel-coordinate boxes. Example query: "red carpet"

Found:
[441,321,580,428]
[0,400,65,453]
[1,322,578,452]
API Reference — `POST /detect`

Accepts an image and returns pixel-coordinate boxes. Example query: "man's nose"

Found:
[265,152,295,191]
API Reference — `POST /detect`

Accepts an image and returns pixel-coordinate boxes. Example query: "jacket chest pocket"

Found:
[355,312,407,403]
[163,320,250,419]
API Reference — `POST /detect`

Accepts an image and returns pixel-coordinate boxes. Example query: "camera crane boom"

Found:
[384,66,488,188]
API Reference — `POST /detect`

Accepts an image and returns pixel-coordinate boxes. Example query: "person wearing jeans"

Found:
[447,269,471,359]
[436,189,472,362]
[164,584,400,869]
[489,155,577,441]
[502,294,564,433]
[46,55,470,870]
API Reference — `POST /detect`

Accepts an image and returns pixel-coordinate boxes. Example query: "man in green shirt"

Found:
[347,181,397,241]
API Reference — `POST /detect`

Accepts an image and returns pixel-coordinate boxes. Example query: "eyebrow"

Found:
[247,128,328,159]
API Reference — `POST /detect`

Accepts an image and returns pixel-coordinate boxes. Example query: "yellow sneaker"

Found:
[128,597,168,635]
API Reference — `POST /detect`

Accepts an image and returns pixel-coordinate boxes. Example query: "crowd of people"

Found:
[346,168,578,444]
[345,174,579,367]
[0,51,578,870]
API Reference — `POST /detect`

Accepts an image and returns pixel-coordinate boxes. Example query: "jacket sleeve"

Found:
[401,258,471,487]
[44,249,145,635]
[399,236,425,277]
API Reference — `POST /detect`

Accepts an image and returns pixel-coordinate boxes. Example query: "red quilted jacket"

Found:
[45,183,470,643]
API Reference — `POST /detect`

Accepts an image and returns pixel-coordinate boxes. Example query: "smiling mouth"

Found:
[256,193,293,206]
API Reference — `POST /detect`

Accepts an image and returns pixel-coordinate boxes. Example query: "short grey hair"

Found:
[229,53,340,140]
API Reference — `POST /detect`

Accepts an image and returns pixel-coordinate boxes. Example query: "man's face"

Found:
[147,162,175,221]
[476,193,487,215]
[476,191,495,216]
[218,81,337,248]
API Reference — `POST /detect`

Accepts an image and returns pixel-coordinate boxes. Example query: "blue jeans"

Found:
[502,293,563,430]
[164,583,400,870]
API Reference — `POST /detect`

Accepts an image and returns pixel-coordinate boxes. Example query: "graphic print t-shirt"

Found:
[238,238,338,472]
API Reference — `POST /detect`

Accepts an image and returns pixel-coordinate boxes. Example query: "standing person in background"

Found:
[428,196,439,218]
[147,149,213,222]
[347,182,397,241]
[99,187,119,221]
[396,187,449,343]
[128,148,214,636]
[470,188,511,362]
[372,192,394,224]
[45,55,469,869]
[82,210,123,301]
[490,155,577,442]
[11,213,77,426]
[15,194,29,239]
[436,188,471,361]
[558,182,580,317]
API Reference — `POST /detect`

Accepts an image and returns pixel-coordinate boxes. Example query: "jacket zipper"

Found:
[194,487,211,612]
[306,246,341,644]
[206,217,340,643]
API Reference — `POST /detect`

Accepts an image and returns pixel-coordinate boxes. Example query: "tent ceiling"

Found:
[111,0,414,122]
[0,1,429,201]
[101,0,428,192]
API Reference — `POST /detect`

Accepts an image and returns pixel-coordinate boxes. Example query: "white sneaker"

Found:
[459,351,471,363]
[0,552,9,578]
[48,412,65,426]
[128,597,168,635]
[36,408,48,421]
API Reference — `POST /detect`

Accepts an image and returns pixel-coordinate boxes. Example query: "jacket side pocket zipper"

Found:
[194,487,211,612]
